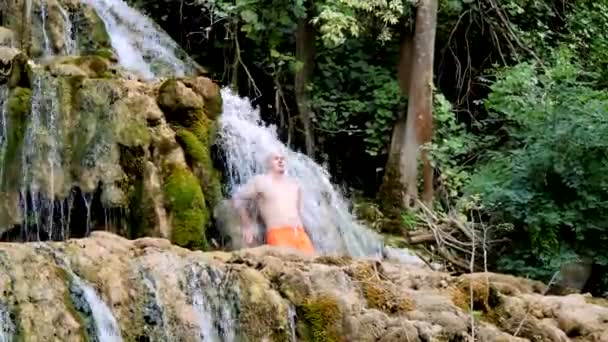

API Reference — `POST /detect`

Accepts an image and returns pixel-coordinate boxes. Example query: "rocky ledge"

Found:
[0,232,607,341]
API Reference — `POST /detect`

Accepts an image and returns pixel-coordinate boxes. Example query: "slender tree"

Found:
[380,0,438,208]
[294,0,316,156]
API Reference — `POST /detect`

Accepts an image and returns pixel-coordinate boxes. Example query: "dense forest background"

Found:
[130,0,608,296]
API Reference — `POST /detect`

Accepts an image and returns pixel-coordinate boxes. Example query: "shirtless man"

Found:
[231,151,315,255]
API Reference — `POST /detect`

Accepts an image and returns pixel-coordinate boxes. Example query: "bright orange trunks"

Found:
[266,226,315,255]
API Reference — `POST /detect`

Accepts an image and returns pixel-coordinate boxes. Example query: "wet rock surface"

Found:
[0,232,606,341]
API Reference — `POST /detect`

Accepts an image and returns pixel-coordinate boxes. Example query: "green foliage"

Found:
[313,0,415,46]
[466,50,608,290]
[564,1,608,84]
[311,38,403,157]
[425,92,476,205]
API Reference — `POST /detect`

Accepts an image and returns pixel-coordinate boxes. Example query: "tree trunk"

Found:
[378,0,438,209]
[377,33,412,210]
[294,1,316,157]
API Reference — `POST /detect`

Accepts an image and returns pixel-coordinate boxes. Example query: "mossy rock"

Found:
[157,79,204,125]
[162,166,209,250]
[451,276,502,325]
[73,6,112,55]
[54,266,89,341]
[377,160,406,212]
[2,87,31,190]
[361,281,414,315]
[348,263,414,315]
[182,77,223,119]
[297,294,342,342]
[46,55,112,79]
[93,48,115,60]
[237,268,293,341]
[175,127,222,208]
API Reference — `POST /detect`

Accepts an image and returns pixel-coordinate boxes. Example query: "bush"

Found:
[466,49,608,295]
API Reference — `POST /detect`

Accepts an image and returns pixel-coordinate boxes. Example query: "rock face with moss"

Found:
[0,232,607,341]
[1,0,112,58]
[0,45,222,248]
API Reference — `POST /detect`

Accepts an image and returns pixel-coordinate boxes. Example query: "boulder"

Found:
[1,233,607,341]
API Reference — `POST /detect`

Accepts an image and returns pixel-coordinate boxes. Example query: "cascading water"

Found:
[0,303,15,342]
[45,247,123,341]
[18,72,70,240]
[71,275,123,342]
[216,88,385,258]
[82,0,199,79]
[56,2,77,55]
[39,1,53,57]
[183,263,239,342]
[140,270,172,341]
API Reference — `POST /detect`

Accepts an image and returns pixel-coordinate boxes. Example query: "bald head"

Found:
[266,151,286,174]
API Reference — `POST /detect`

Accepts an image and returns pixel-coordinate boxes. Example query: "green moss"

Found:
[347,263,414,315]
[76,55,109,77]
[126,179,154,238]
[297,294,341,342]
[93,48,114,60]
[377,159,405,212]
[73,7,111,55]
[119,145,146,177]
[176,129,207,162]
[2,87,31,190]
[116,119,150,147]
[239,302,291,342]
[361,282,414,314]
[8,53,31,88]
[203,88,222,119]
[163,166,209,250]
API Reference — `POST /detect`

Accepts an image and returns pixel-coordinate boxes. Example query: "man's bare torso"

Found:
[246,174,303,230]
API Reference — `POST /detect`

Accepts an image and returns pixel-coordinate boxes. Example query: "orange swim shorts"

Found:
[266,226,315,255]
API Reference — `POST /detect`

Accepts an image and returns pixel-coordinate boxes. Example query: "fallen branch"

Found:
[410,199,497,273]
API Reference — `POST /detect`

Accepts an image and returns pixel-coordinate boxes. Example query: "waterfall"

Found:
[45,248,123,341]
[0,303,15,342]
[39,1,53,57]
[83,0,198,79]
[18,72,70,240]
[56,3,77,55]
[71,276,123,342]
[140,270,172,341]
[184,263,238,342]
[216,88,384,257]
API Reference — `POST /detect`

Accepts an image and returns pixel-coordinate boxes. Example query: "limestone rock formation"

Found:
[0,46,222,249]
[1,0,111,58]
[0,232,606,341]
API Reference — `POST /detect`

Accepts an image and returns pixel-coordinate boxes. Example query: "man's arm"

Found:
[232,177,259,242]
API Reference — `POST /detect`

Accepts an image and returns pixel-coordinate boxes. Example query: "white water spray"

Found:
[39,1,53,57]
[185,264,238,342]
[216,88,384,257]
[56,2,77,55]
[83,0,198,79]
[19,72,69,239]
[72,276,123,342]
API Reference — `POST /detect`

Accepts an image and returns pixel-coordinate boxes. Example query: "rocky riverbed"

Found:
[0,231,606,341]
